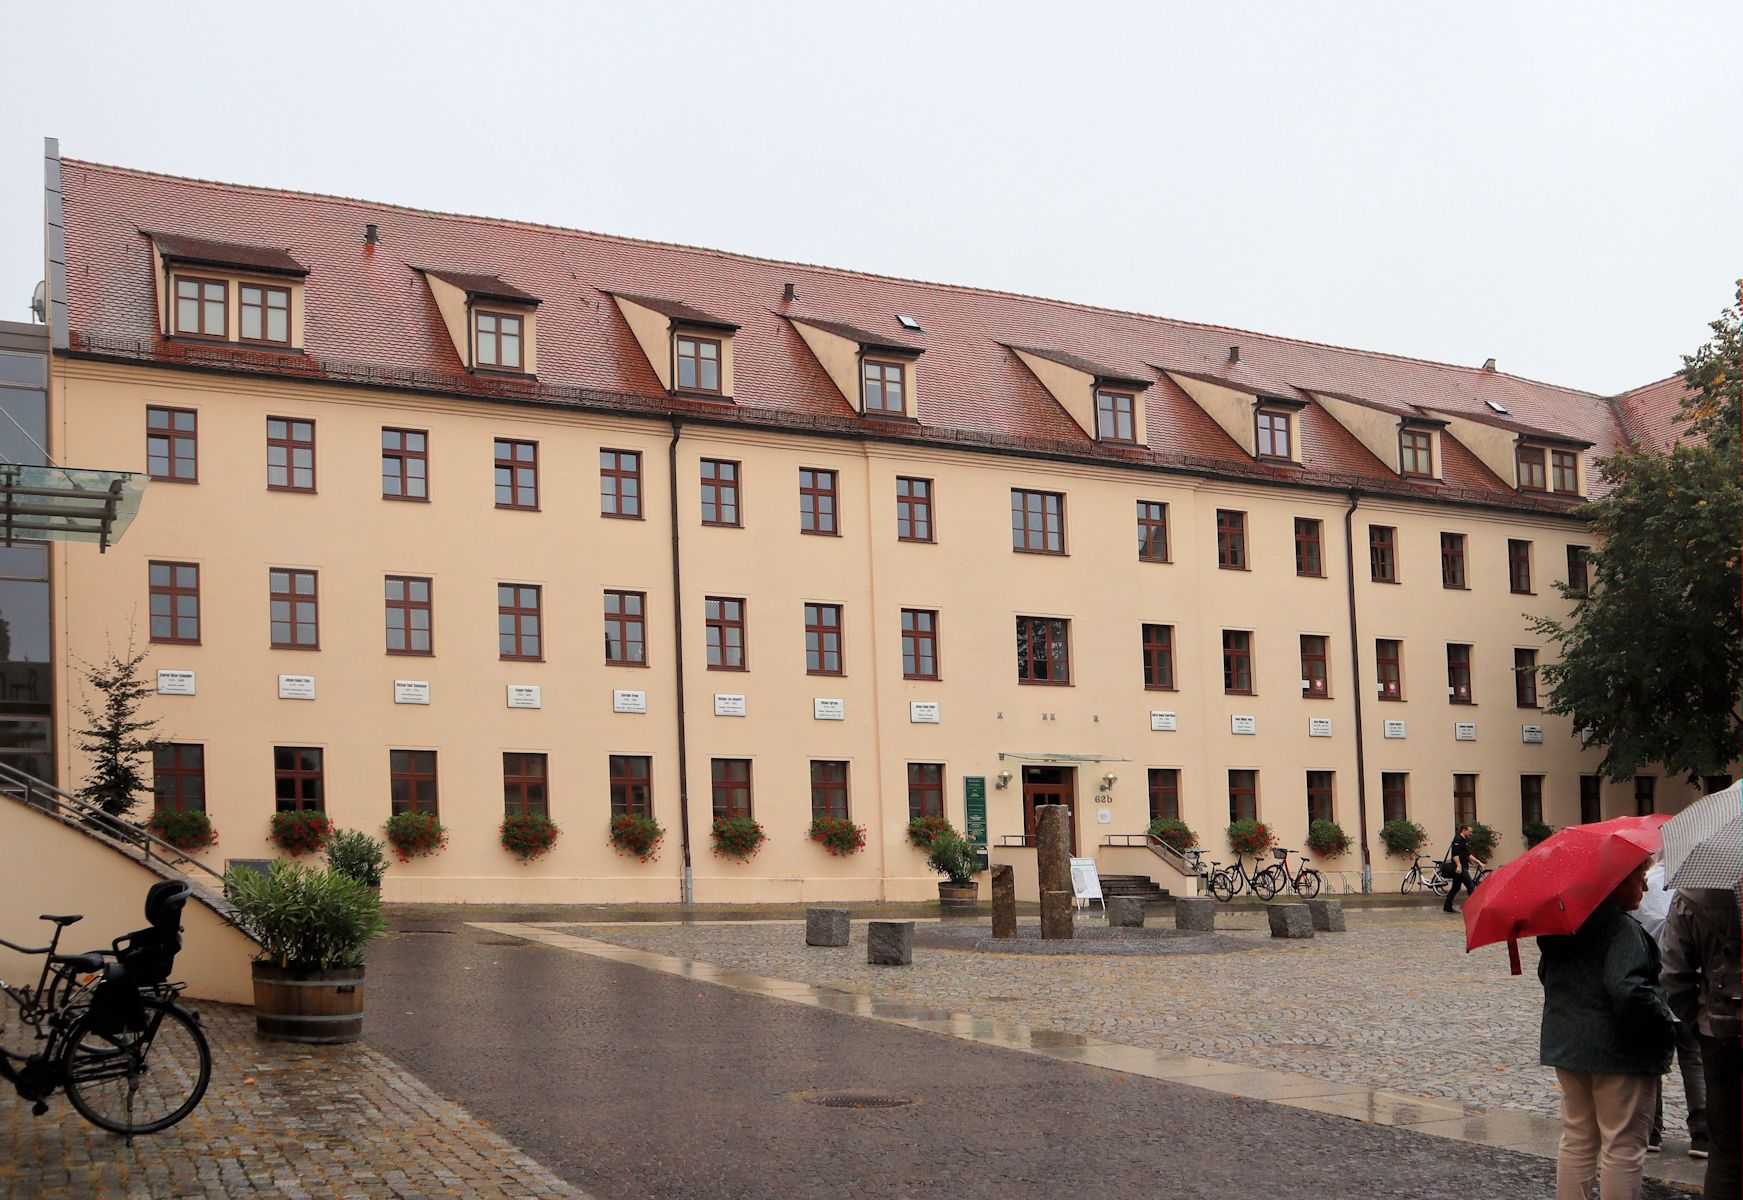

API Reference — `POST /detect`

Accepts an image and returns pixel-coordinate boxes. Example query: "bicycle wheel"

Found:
[1252,868,1280,900]
[61,997,211,1135]
[1399,869,1417,895]
[1208,869,1235,902]
[1429,874,1450,896]
[1294,869,1323,899]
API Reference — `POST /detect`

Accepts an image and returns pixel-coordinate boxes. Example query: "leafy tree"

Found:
[1530,290,1743,782]
[74,641,159,818]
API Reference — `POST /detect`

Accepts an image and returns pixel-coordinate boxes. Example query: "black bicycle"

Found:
[1209,855,1278,901]
[0,882,211,1135]
[1255,846,1323,898]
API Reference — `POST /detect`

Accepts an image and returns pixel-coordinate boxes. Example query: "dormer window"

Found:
[1095,391,1136,443]
[240,284,291,345]
[1516,445,1547,492]
[1256,408,1292,460]
[863,359,906,416]
[676,335,722,394]
[1399,427,1434,478]
[150,231,309,349]
[174,276,227,338]
[1550,450,1579,494]
[421,268,540,376]
[476,310,524,371]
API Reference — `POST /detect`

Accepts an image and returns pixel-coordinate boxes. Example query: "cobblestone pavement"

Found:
[0,1003,587,1199]
[565,907,1695,1133]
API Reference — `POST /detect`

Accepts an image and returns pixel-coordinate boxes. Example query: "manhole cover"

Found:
[799,1090,917,1109]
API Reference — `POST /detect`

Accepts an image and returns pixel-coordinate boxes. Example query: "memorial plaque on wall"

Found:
[506,685,542,709]
[909,700,940,724]
[156,670,195,696]
[714,693,747,717]
[1149,711,1177,732]
[1308,717,1333,737]
[1521,724,1544,744]
[1383,719,1406,739]
[277,675,315,701]
[613,690,647,714]
[1454,722,1478,742]
[813,698,845,721]
[393,680,430,705]
[1230,715,1257,735]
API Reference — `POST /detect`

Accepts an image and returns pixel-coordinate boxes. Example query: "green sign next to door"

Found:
[963,777,988,846]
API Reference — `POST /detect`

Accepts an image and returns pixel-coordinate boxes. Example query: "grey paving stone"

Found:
[867,920,914,965]
[1306,897,1346,932]
[805,907,850,947]
[1266,903,1315,939]
[1175,897,1216,931]
[1106,897,1146,928]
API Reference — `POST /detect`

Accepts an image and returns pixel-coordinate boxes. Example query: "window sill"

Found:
[386,649,434,658]
[1442,583,1470,591]
[1296,571,1326,580]
[148,475,199,485]
[270,644,320,652]
[495,504,542,513]
[151,637,202,647]
[1371,578,1401,586]
[383,494,430,503]
[706,665,748,673]
[801,530,842,538]
[903,674,941,682]
[1014,548,1069,557]
[1217,563,1251,572]
[1378,696,1405,703]
[1144,685,1178,693]
[898,536,937,545]
[267,485,317,495]
[1139,556,1172,565]
[806,671,845,678]
[670,389,732,402]
[1017,679,1073,687]
[701,522,744,530]
[602,512,646,522]
[499,656,545,664]
[606,660,650,669]
[1302,693,1333,701]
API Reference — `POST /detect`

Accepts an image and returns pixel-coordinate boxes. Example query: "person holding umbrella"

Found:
[1661,889,1740,1198]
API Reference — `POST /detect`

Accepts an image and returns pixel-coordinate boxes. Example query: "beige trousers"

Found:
[1554,1068,1657,1200]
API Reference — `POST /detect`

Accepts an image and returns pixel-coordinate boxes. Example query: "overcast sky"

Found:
[4,1,1738,394]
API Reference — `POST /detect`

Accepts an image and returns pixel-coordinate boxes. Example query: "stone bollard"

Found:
[867,920,914,965]
[806,907,851,947]
[1040,890,1075,940]
[1175,896,1215,931]
[1107,897,1146,928]
[991,865,1017,939]
[1266,903,1315,939]
[1304,897,1345,933]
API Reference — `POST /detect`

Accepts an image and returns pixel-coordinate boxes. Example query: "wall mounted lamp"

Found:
[1099,772,1118,792]
[995,771,1013,790]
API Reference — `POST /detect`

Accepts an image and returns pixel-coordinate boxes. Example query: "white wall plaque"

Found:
[1522,724,1544,744]
[1383,719,1407,739]
[909,700,941,724]
[1230,715,1257,736]
[813,698,845,721]
[156,670,195,696]
[714,693,747,717]
[1150,711,1177,732]
[1095,808,1113,825]
[1308,717,1333,738]
[1454,722,1478,742]
[613,689,647,714]
[277,674,316,701]
[394,680,430,705]
[507,685,542,710]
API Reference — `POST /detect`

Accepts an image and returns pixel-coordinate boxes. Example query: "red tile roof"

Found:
[62,158,1652,512]
[604,290,738,332]
[143,230,308,276]
[1611,375,1692,452]
[1009,345,1151,389]
[420,268,539,306]
[788,312,923,356]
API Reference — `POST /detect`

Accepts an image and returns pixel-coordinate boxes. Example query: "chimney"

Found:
[364,223,379,245]
[782,282,796,303]
[1227,344,1240,365]
[1481,357,1496,372]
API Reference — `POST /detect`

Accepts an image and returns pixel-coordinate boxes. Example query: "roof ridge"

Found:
[63,157,1612,402]
[1607,373,1684,401]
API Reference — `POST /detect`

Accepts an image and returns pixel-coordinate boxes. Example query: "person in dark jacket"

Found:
[1539,860,1677,1200]
[1661,887,1742,1200]
[1441,825,1484,913]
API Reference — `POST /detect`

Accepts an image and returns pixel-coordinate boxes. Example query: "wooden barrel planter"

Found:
[938,881,979,910]
[251,964,366,1044]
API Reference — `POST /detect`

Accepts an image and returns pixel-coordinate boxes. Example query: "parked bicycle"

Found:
[0,881,211,1135]
[1399,852,1452,896]
[1255,846,1323,898]
[1209,855,1278,901]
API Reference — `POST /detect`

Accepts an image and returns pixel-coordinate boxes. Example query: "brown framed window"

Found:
[1016,616,1071,685]
[149,560,200,644]
[1566,545,1589,595]
[1516,446,1547,491]
[1399,428,1434,477]
[1453,774,1478,827]
[273,746,324,812]
[710,758,752,818]
[1255,410,1291,459]
[385,575,433,655]
[503,752,548,816]
[494,439,539,510]
[609,754,652,818]
[810,760,850,820]
[1148,768,1180,822]
[498,584,543,661]
[152,744,205,813]
[1376,638,1403,700]
[389,750,438,815]
[266,417,315,492]
[1369,525,1398,582]
[907,763,944,820]
[701,459,740,527]
[1441,533,1467,588]
[1216,509,1247,570]
[1508,539,1533,594]
[173,275,226,338]
[600,449,642,519]
[269,569,319,649]
[800,468,838,535]
[896,477,933,542]
[1550,450,1579,495]
[1447,643,1473,703]
[146,406,198,482]
[1514,648,1539,707]
[1306,771,1335,824]
[1222,630,1253,695]
[1228,769,1258,823]
[604,590,646,665]
[805,603,843,675]
[1011,489,1065,554]
[705,596,746,670]
[1294,518,1322,577]
[475,310,523,370]
[1137,501,1169,562]
[239,283,290,344]
[863,359,905,415]
[1096,391,1136,442]
[1634,776,1655,816]
[382,428,428,500]
[1141,623,1175,690]
[675,335,721,393]
[1381,772,1408,823]
[1300,634,1329,698]
[1520,775,1544,827]
[901,608,939,680]
[1579,775,1601,824]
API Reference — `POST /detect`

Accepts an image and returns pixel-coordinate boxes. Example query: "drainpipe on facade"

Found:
[668,418,694,904]
[1343,489,1373,893]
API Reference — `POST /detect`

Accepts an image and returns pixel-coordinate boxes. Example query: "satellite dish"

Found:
[29,280,46,323]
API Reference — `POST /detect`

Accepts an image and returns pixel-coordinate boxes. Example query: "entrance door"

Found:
[1022,766,1077,854]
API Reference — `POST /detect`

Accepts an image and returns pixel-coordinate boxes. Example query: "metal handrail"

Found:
[1102,832,1202,878]
[0,760,225,885]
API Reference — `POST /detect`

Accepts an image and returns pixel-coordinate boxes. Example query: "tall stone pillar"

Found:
[1035,804,1074,940]
[991,864,1017,939]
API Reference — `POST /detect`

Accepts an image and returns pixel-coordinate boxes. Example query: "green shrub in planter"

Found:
[1146,817,1196,852]
[323,828,389,887]
[1465,822,1499,861]
[1523,820,1554,848]
[609,813,665,862]
[223,860,387,970]
[926,830,984,885]
[808,816,866,856]
[147,807,217,852]
[383,811,448,862]
[711,815,766,861]
[501,813,561,861]
[270,810,334,857]
[1379,818,1427,858]
[906,815,956,849]
[1226,819,1274,857]
[1306,819,1352,858]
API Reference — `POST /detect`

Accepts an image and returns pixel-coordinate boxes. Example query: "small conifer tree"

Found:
[74,641,159,819]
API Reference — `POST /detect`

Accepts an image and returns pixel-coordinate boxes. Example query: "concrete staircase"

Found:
[1096,873,1169,901]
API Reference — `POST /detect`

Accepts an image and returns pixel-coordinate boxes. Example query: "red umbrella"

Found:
[1462,814,1670,974]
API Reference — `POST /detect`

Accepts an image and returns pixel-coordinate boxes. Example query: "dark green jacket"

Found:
[1538,902,1676,1075]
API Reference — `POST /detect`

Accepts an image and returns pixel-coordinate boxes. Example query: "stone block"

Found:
[805,907,850,947]
[1106,897,1146,928]
[867,920,914,965]
[1040,890,1074,940]
[1174,897,1215,932]
[1304,897,1345,933]
[991,864,1017,939]
[1266,903,1315,939]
